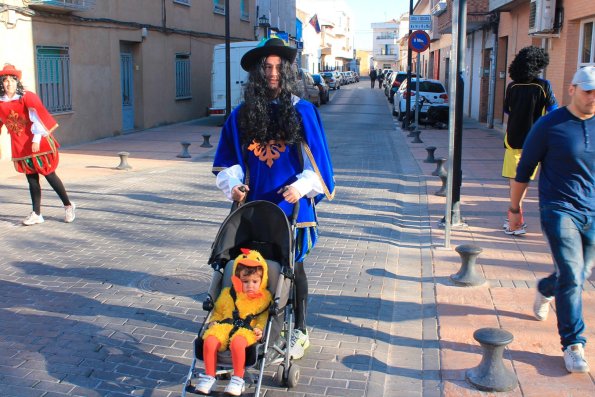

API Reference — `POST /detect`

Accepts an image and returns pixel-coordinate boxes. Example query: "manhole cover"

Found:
[136,272,211,297]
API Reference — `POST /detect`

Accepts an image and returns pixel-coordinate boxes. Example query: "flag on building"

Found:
[309,14,321,33]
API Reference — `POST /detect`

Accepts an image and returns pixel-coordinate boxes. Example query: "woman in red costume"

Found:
[0,64,75,225]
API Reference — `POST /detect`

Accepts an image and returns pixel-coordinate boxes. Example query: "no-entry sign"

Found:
[408,30,431,53]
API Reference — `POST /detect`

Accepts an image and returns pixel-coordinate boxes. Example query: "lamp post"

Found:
[259,14,270,39]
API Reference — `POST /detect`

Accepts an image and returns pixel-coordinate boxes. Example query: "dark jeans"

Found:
[537,206,595,348]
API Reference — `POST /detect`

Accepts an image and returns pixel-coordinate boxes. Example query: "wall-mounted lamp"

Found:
[141,27,148,39]
[258,14,270,38]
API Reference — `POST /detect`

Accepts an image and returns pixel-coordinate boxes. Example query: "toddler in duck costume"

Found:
[196,248,272,396]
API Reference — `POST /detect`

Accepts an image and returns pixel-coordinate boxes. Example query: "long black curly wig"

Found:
[0,75,25,97]
[238,57,304,146]
[508,46,549,83]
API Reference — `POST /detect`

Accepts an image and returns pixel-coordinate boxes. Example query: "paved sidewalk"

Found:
[0,83,594,397]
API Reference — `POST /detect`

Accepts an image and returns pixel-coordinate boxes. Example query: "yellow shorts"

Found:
[502,148,538,180]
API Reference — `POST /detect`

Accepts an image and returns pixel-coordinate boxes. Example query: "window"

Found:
[240,0,249,21]
[173,0,190,5]
[175,53,191,99]
[578,19,595,68]
[36,46,72,113]
[213,0,224,15]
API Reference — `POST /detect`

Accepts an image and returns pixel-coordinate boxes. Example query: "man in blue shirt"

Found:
[509,66,595,373]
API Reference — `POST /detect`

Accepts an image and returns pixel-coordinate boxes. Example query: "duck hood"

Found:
[231,248,269,298]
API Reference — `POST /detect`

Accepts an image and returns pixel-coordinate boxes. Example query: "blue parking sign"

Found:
[408,30,430,53]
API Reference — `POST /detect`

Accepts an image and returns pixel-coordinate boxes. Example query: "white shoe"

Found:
[23,212,44,226]
[289,329,310,360]
[64,202,76,223]
[223,375,245,396]
[504,224,527,235]
[533,290,553,321]
[564,344,590,373]
[503,218,526,230]
[195,373,216,395]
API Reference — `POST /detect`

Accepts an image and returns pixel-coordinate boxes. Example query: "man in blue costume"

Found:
[509,66,595,373]
[212,38,335,360]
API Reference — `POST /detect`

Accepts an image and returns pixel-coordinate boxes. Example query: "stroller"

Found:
[182,200,301,396]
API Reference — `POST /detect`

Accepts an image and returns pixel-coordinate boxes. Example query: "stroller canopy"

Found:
[209,201,294,268]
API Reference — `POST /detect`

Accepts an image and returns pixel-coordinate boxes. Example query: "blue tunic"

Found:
[212,99,336,260]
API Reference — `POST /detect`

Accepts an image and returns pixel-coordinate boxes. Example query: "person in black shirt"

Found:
[502,46,557,235]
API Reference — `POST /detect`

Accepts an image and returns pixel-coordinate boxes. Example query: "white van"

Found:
[209,41,259,116]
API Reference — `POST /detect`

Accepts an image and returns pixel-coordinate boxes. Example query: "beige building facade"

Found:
[0,0,260,159]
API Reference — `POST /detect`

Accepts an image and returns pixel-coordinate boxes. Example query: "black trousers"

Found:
[26,172,71,214]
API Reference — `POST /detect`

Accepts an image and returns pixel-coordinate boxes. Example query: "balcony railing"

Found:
[27,0,96,12]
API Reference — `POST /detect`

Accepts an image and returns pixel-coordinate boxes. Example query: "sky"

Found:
[345,0,410,50]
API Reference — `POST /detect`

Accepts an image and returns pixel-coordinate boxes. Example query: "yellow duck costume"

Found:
[203,249,273,351]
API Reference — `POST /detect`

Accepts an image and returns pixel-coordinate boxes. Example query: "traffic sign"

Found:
[408,30,431,53]
[410,14,432,31]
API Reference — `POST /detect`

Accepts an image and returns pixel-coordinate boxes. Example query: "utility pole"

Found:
[444,0,467,248]
[225,0,231,118]
[403,0,414,130]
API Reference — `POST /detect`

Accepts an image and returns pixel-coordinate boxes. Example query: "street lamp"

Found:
[258,14,270,39]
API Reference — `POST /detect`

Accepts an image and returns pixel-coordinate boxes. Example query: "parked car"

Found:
[298,69,321,107]
[312,74,330,104]
[340,71,351,84]
[393,78,448,121]
[352,71,360,82]
[388,72,417,103]
[321,71,341,90]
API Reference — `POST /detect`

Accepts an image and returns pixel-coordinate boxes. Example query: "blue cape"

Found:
[212,99,335,225]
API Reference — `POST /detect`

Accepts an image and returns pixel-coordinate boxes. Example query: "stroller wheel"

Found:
[276,364,287,386]
[287,364,300,388]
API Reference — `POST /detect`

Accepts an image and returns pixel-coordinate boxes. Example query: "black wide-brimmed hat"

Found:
[240,38,297,71]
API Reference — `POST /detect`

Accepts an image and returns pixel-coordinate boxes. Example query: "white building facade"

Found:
[371,19,400,70]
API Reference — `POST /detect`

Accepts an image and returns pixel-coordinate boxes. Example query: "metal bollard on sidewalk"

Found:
[450,244,486,286]
[466,328,518,392]
[435,173,447,196]
[177,141,191,158]
[116,151,132,170]
[424,146,437,163]
[201,134,213,148]
[411,130,423,143]
[431,157,447,176]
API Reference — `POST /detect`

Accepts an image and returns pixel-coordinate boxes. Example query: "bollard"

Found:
[177,141,191,158]
[406,124,417,137]
[411,130,423,143]
[424,146,437,163]
[431,157,447,176]
[116,151,132,170]
[435,173,447,196]
[201,134,213,148]
[466,328,518,392]
[450,244,485,286]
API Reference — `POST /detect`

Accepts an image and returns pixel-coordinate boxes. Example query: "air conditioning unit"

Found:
[529,0,555,35]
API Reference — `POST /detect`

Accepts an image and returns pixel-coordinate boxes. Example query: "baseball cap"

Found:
[571,66,595,91]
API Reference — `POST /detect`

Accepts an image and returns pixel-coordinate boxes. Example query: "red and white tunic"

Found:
[0,91,60,175]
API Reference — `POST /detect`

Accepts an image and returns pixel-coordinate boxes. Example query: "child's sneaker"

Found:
[533,290,554,321]
[195,373,216,395]
[223,375,245,396]
[64,202,76,223]
[564,344,590,373]
[289,329,310,360]
[22,212,44,226]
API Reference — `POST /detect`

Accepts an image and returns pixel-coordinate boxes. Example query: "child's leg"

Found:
[230,335,248,378]
[203,335,221,376]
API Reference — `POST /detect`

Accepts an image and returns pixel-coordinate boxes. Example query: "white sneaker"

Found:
[289,329,310,360]
[195,373,216,395]
[223,375,245,396]
[504,224,527,235]
[564,344,590,373]
[64,202,76,223]
[23,212,44,226]
[503,218,527,230]
[533,290,553,321]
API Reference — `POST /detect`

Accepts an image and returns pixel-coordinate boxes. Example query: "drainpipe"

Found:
[161,0,167,32]
[487,12,499,129]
